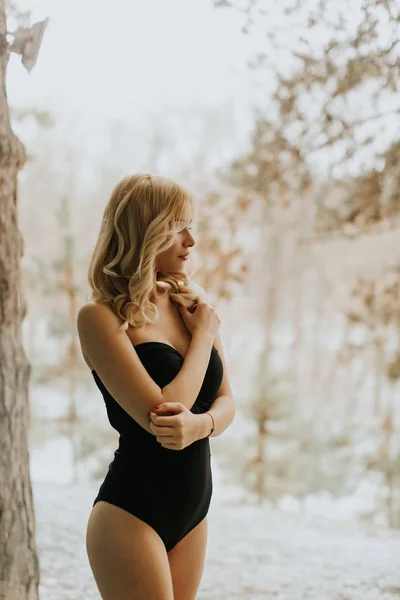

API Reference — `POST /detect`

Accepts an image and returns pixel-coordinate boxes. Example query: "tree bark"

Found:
[0,2,40,598]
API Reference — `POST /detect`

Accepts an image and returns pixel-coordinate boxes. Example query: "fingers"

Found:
[150,417,174,427]
[150,414,182,428]
[152,402,185,413]
[149,406,184,426]
[160,443,179,450]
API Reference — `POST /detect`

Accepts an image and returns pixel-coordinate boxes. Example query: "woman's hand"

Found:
[148,402,204,449]
[178,299,220,339]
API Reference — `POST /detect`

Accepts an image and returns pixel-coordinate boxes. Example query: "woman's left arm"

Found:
[197,330,236,439]
[149,322,236,446]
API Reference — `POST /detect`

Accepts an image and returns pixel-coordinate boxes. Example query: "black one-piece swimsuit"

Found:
[91,341,224,552]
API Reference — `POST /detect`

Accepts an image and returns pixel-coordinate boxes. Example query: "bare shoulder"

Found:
[77,300,124,370]
[77,300,121,333]
[77,299,115,320]
[76,299,162,434]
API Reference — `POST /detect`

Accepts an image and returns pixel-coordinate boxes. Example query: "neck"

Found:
[152,280,170,301]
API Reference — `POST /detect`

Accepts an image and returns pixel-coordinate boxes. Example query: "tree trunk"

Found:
[0,3,40,598]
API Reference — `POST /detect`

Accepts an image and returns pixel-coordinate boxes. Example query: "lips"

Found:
[179,253,190,259]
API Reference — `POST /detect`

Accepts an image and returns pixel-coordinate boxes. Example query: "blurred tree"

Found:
[344,266,400,413]
[194,187,251,302]
[0,1,40,598]
[244,356,294,504]
[238,353,356,504]
[214,0,400,523]
[342,265,400,526]
[215,0,400,236]
[39,193,81,424]
[11,106,54,128]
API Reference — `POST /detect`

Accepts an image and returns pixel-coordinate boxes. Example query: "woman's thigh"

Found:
[86,501,174,600]
[167,516,208,600]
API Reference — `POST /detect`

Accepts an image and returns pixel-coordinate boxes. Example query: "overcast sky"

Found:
[7,0,399,178]
[8,0,256,124]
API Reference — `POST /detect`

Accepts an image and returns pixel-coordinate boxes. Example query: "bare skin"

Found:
[81,211,234,599]
[84,287,211,600]
[86,501,208,600]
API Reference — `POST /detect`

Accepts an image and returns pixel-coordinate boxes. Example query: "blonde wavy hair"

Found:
[88,173,206,332]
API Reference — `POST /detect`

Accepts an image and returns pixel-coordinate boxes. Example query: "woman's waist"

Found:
[112,434,209,467]
[105,442,211,493]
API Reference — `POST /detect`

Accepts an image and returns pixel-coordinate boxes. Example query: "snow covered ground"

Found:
[33,462,400,600]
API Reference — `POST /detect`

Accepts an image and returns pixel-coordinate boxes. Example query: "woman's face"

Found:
[155,206,196,274]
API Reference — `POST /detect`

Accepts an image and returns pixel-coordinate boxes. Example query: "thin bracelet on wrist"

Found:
[205,412,215,438]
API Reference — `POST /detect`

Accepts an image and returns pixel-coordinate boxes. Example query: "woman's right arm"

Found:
[77,302,163,434]
[77,301,216,433]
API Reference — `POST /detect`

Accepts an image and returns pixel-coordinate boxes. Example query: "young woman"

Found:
[77,173,235,600]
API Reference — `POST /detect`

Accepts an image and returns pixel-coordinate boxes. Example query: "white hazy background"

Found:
[7,1,400,598]
[10,0,255,154]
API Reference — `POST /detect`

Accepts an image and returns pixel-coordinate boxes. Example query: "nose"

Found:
[184,230,195,248]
